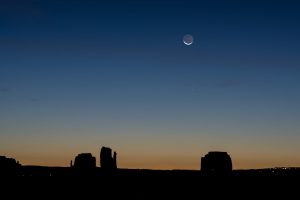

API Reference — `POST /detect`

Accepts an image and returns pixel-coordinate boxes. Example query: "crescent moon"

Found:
[183,34,193,45]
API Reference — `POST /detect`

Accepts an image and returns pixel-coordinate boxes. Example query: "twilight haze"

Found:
[1,0,300,170]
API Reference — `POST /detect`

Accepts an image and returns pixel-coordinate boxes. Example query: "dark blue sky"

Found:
[1,0,300,169]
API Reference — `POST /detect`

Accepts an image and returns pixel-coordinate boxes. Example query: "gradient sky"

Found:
[1,0,300,169]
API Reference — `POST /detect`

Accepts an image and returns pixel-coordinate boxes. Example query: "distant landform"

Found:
[1,146,299,177]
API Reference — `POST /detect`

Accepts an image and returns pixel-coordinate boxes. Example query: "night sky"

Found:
[1,0,300,169]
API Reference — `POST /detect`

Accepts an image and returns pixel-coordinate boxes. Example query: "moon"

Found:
[183,34,193,45]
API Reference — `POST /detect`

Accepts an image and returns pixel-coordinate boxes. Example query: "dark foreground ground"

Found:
[1,167,299,199]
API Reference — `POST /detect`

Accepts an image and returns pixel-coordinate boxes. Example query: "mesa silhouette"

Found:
[1,146,299,177]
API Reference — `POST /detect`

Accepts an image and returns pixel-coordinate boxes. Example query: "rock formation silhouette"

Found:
[0,155,21,176]
[201,151,232,175]
[73,153,96,169]
[100,146,117,170]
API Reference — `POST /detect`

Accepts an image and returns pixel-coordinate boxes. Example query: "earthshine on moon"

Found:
[183,34,193,45]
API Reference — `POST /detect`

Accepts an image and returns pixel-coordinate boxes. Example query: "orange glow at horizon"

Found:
[6,151,300,170]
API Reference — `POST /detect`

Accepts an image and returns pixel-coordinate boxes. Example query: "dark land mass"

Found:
[2,166,300,199]
[1,151,299,198]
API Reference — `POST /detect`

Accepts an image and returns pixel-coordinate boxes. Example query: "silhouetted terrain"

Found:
[2,167,299,199]
[1,148,299,199]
